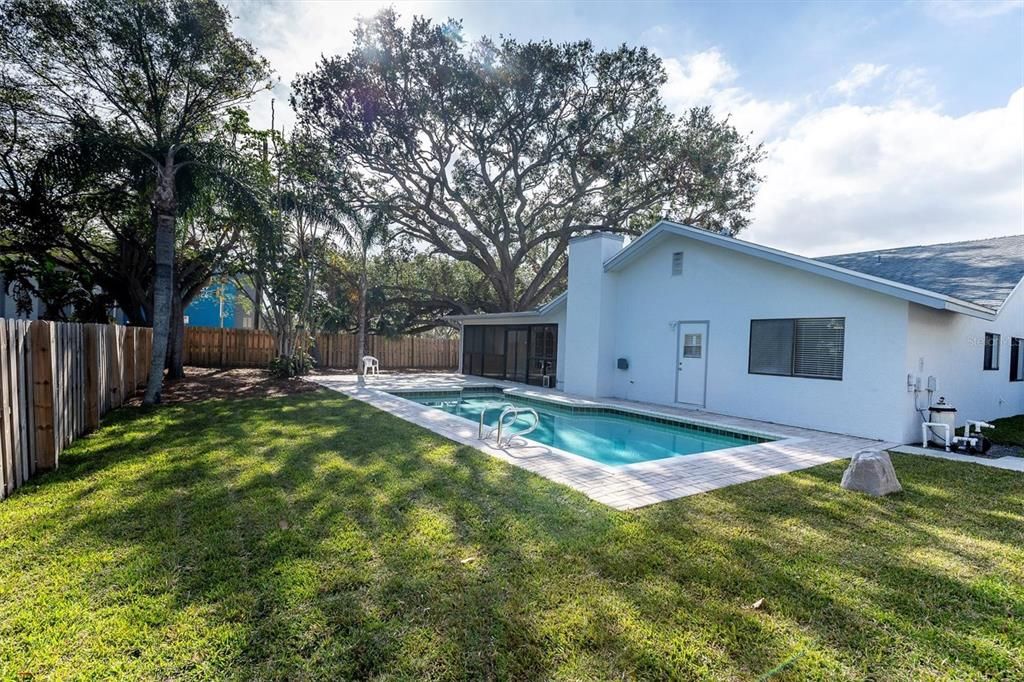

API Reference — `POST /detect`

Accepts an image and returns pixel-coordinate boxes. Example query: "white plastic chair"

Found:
[362,355,380,376]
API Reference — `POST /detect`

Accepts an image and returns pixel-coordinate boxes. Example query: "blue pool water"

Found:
[392,390,768,466]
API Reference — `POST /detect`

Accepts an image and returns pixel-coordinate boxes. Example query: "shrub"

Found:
[268,352,314,379]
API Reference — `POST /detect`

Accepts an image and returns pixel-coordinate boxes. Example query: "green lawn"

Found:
[1,391,1022,680]
[988,414,1024,448]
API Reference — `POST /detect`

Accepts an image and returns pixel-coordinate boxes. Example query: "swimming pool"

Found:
[390,389,772,467]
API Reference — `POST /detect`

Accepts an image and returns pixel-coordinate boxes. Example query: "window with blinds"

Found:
[749,317,845,380]
[682,333,702,358]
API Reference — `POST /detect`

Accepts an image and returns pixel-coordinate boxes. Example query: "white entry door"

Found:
[675,322,708,407]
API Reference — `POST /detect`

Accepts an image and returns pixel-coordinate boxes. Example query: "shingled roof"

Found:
[816,235,1024,311]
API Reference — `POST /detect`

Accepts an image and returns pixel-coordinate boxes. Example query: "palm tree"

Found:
[343,209,392,373]
[1,0,270,404]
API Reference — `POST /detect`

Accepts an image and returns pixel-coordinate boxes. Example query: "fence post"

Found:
[107,323,122,409]
[130,327,139,389]
[183,325,190,367]
[30,321,57,471]
[139,327,146,389]
[15,321,32,481]
[0,320,12,498]
[84,325,101,431]
[52,323,65,454]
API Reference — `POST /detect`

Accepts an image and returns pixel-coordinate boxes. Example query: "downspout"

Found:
[457,321,464,374]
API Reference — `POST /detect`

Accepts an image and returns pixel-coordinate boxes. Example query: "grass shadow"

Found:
[0,391,1021,680]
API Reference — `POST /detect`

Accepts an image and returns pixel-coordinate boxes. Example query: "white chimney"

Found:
[563,233,624,397]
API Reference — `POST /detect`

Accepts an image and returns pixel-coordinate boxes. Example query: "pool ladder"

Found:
[479,404,539,448]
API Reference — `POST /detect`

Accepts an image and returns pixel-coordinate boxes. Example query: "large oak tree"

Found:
[293,10,764,312]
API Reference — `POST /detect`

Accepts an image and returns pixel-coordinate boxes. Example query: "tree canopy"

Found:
[1,2,768,389]
[1,0,271,401]
[293,10,764,312]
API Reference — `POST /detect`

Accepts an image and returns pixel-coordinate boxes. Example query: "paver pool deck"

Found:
[309,372,895,510]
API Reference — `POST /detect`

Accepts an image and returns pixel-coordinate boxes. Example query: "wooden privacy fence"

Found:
[314,331,458,370]
[0,319,152,500]
[184,326,459,371]
[184,327,276,368]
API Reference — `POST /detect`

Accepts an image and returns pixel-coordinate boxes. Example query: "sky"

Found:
[228,0,1024,256]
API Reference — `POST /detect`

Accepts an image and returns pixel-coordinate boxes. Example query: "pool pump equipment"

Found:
[952,420,994,454]
[920,397,994,453]
[923,398,957,448]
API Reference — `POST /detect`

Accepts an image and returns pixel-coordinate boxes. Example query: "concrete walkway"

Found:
[891,444,1024,473]
[309,372,893,510]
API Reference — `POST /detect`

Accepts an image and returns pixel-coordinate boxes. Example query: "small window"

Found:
[749,317,845,380]
[671,251,684,276]
[683,333,702,358]
[983,333,1000,370]
[1010,337,1023,382]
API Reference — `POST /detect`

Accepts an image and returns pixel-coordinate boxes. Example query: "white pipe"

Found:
[921,422,950,451]
[965,420,994,437]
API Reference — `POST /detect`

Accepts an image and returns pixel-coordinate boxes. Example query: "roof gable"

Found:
[603,221,1005,320]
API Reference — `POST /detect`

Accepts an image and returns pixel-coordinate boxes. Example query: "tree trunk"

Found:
[493,269,518,312]
[143,154,177,405]
[253,281,262,330]
[357,256,368,372]
[166,284,185,380]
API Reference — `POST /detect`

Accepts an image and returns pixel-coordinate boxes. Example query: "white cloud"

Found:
[661,49,795,139]
[661,49,737,102]
[831,63,888,97]
[886,67,938,105]
[924,0,1023,21]
[231,3,1023,258]
[748,89,1024,255]
[227,0,426,131]
[659,49,1022,255]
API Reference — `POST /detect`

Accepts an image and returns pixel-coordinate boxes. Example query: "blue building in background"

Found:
[2,272,251,328]
[184,281,250,329]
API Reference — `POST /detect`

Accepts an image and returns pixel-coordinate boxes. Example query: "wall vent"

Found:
[671,251,684,276]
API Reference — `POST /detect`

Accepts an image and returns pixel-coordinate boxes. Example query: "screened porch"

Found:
[461,324,558,387]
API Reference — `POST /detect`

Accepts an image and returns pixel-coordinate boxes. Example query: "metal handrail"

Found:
[495,406,539,448]
[479,403,515,440]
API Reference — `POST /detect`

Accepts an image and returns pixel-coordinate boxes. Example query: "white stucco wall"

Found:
[458,229,1022,444]
[563,234,624,397]
[902,284,1024,442]
[576,233,915,442]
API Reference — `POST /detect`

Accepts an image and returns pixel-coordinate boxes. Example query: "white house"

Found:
[451,221,1024,443]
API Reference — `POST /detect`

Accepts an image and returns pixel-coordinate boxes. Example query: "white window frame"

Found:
[983,332,1000,371]
[1009,337,1023,382]
[682,333,702,358]
[748,317,846,381]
